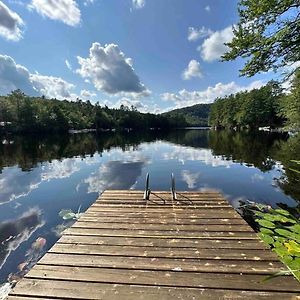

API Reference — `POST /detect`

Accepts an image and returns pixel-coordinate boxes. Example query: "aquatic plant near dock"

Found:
[53,206,84,237]
[59,206,83,220]
[247,202,300,281]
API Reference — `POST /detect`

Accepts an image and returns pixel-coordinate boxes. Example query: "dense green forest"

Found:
[163,103,211,127]
[209,81,283,129]
[209,72,300,131]
[0,90,187,134]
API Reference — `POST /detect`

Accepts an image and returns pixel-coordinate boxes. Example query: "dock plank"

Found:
[49,243,279,260]
[73,221,253,231]
[8,190,300,299]
[25,265,300,292]
[78,216,247,224]
[39,253,284,274]
[9,279,300,300]
[63,227,258,238]
[58,235,267,249]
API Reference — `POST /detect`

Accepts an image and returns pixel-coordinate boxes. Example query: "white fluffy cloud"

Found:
[132,0,145,9]
[188,26,212,42]
[76,42,148,96]
[182,60,202,80]
[29,0,81,26]
[0,54,76,99]
[0,55,38,95]
[80,89,96,99]
[161,80,264,108]
[31,73,75,99]
[0,1,24,41]
[199,25,234,62]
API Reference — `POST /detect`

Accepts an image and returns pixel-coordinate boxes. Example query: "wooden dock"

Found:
[8,190,300,299]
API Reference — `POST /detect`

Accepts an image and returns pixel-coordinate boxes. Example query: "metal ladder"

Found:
[143,173,177,200]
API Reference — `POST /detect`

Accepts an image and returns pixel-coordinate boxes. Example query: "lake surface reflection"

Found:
[0,129,299,284]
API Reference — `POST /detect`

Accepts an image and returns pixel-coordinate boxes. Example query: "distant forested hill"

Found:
[163,103,211,127]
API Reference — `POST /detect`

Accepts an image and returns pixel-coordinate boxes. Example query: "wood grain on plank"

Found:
[57,235,267,249]
[25,265,300,292]
[83,211,241,219]
[64,227,258,238]
[78,216,248,225]
[49,243,277,260]
[10,279,299,300]
[73,221,253,232]
[38,253,283,274]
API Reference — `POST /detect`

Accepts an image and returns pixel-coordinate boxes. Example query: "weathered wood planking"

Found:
[8,190,300,299]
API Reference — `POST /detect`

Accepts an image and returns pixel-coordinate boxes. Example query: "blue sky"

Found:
[0,0,274,112]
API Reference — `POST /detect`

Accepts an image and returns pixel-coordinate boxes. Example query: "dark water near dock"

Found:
[0,129,299,284]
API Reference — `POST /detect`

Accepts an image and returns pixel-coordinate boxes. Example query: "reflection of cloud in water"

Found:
[162,146,233,167]
[181,170,200,189]
[104,148,151,164]
[251,173,264,182]
[0,157,91,205]
[0,167,41,205]
[84,161,145,194]
[0,208,44,269]
[198,187,223,193]
[41,159,81,181]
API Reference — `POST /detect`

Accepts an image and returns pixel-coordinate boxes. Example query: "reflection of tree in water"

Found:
[208,130,288,172]
[163,129,210,148]
[0,208,44,269]
[164,129,299,204]
[0,131,161,172]
[273,134,300,202]
[207,130,300,203]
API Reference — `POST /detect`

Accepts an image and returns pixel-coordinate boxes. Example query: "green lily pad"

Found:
[258,233,274,245]
[260,227,274,235]
[59,209,73,218]
[289,224,300,234]
[274,209,291,217]
[62,212,76,220]
[275,229,299,241]
[257,219,275,229]
[274,246,289,257]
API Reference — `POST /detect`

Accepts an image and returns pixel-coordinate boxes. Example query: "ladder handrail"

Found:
[143,173,151,200]
[171,173,177,200]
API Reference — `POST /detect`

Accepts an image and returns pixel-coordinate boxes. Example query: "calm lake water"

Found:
[0,129,299,284]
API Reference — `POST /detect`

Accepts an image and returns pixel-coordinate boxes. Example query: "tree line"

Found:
[0,90,187,133]
[209,70,300,131]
